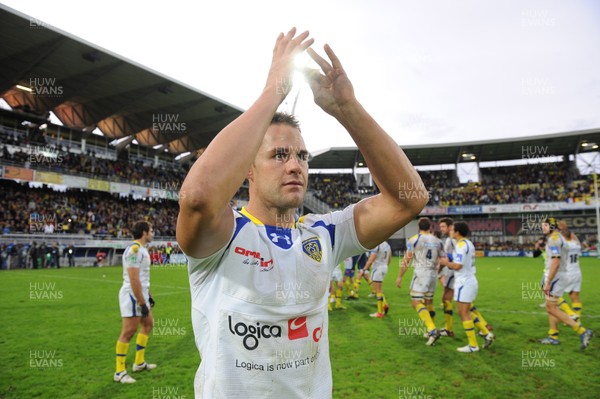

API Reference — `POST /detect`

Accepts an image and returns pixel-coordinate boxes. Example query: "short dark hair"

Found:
[271,112,301,131]
[453,221,469,237]
[418,217,431,231]
[132,221,152,240]
[439,217,454,226]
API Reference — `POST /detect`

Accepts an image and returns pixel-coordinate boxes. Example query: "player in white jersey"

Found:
[366,241,392,318]
[114,221,156,384]
[538,218,592,349]
[558,220,583,321]
[354,252,374,297]
[176,28,428,399]
[329,261,346,310]
[437,218,456,337]
[439,222,494,352]
[343,256,358,299]
[397,217,444,345]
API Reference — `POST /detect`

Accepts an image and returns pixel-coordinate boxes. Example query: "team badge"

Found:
[302,237,322,262]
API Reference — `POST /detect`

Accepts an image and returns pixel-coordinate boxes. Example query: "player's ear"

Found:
[246,167,254,183]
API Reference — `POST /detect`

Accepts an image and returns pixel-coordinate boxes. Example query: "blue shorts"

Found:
[353,253,368,270]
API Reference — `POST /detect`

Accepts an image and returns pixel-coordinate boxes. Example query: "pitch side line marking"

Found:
[15,272,189,291]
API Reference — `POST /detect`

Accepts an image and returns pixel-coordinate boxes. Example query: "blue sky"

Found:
[4,0,600,152]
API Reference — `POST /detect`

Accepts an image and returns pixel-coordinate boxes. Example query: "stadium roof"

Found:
[0,4,243,158]
[309,128,600,169]
[2,4,598,169]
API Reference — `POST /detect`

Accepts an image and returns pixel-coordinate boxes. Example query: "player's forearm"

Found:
[398,264,408,278]
[447,262,462,271]
[335,101,427,213]
[130,278,146,305]
[546,260,560,283]
[180,89,282,214]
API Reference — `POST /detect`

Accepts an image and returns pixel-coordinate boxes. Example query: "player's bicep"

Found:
[127,266,141,282]
[176,204,234,259]
[354,195,415,249]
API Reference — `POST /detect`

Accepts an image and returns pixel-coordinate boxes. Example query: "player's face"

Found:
[439,222,448,234]
[249,124,309,209]
[541,223,550,235]
[144,227,154,243]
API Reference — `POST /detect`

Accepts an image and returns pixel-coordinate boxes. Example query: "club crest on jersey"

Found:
[302,237,322,262]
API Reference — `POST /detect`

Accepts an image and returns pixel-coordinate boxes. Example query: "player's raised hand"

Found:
[265,28,313,100]
[303,44,356,117]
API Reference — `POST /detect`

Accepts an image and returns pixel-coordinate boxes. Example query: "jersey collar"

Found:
[239,207,297,228]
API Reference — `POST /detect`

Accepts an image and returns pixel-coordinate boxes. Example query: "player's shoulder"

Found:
[300,204,356,226]
[425,233,442,244]
[408,234,419,243]
[125,242,141,254]
[548,231,564,244]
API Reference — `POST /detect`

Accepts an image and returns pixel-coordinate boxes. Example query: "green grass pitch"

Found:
[0,257,598,398]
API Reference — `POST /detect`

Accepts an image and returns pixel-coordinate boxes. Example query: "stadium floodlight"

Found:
[581,142,598,151]
[16,84,32,92]
[175,152,191,161]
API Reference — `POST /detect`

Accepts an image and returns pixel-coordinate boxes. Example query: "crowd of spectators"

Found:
[428,162,582,206]
[0,179,178,237]
[440,161,592,206]
[2,128,594,210]
[1,143,189,187]
[309,174,361,209]
[308,162,592,209]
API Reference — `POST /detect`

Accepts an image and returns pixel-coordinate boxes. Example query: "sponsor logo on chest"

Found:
[228,315,322,351]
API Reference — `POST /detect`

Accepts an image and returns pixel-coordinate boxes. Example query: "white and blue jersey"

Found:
[564,237,582,293]
[566,238,581,274]
[121,242,151,292]
[452,238,478,303]
[119,241,151,317]
[441,235,456,289]
[541,232,569,297]
[185,205,367,399]
[406,233,444,277]
[544,232,568,274]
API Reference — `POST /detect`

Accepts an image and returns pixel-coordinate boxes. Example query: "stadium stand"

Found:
[1,4,599,266]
